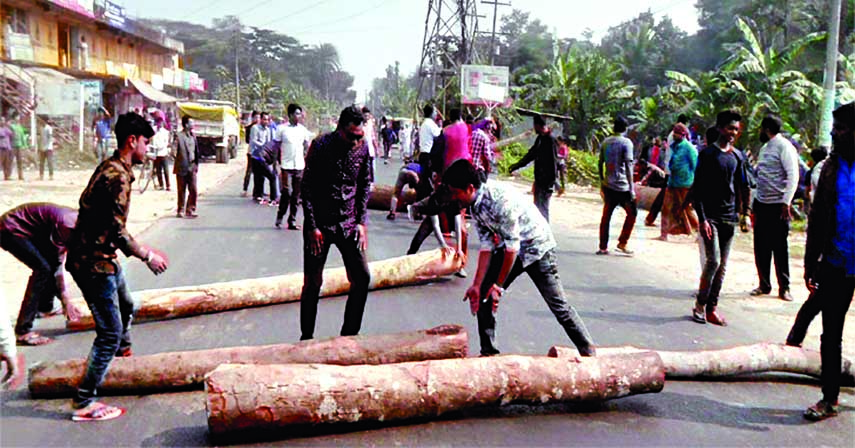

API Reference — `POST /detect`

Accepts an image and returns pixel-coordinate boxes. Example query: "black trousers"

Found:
[815,262,855,403]
[251,158,278,201]
[299,227,371,340]
[752,200,790,293]
[277,169,303,225]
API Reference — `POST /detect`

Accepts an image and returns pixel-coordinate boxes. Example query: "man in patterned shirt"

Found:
[65,112,169,421]
[469,118,496,175]
[442,159,596,357]
[299,105,372,341]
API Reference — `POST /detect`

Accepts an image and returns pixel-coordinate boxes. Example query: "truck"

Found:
[176,100,240,163]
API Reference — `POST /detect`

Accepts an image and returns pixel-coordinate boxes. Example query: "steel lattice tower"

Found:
[416,0,480,107]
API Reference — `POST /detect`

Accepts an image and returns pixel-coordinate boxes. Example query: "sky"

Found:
[127,0,701,102]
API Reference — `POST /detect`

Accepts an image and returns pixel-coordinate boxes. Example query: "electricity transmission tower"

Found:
[416,0,481,110]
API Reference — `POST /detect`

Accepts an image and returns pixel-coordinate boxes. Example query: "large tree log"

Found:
[67,249,464,331]
[635,183,660,210]
[548,343,855,385]
[205,352,665,435]
[367,184,416,212]
[29,325,468,397]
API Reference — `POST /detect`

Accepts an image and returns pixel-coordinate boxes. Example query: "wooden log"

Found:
[205,352,665,435]
[548,343,855,385]
[28,325,468,398]
[367,183,416,212]
[67,249,464,331]
[635,183,660,211]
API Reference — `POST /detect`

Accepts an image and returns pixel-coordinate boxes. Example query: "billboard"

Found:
[50,0,95,18]
[461,65,510,106]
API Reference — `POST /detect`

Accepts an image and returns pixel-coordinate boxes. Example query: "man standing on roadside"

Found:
[242,111,259,196]
[800,102,855,421]
[173,116,200,218]
[10,115,28,181]
[93,111,112,164]
[0,117,14,181]
[418,104,442,186]
[691,110,751,326]
[509,114,558,222]
[250,112,276,204]
[39,120,55,181]
[442,159,597,358]
[750,114,800,302]
[656,123,698,241]
[597,116,636,255]
[299,105,372,341]
[274,104,314,230]
[66,112,168,421]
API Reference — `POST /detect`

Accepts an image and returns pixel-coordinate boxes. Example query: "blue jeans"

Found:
[697,220,735,309]
[95,139,109,164]
[477,249,595,356]
[71,269,134,408]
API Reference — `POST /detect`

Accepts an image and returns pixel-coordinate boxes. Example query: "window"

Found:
[1,6,29,34]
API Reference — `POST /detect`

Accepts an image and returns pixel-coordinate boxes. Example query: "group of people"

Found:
[0,100,852,425]
[0,115,56,181]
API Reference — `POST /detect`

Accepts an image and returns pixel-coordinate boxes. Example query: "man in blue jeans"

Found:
[801,101,855,421]
[442,159,596,357]
[66,112,168,421]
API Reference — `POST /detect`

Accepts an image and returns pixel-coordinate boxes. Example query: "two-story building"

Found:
[0,0,205,149]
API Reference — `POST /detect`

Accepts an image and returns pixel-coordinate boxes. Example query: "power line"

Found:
[282,0,396,36]
[257,0,336,29]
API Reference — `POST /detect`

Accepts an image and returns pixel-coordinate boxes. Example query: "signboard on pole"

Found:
[460,65,510,107]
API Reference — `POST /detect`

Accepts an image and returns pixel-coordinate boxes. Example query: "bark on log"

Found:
[635,183,659,210]
[548,343,855,385]
[205,352,665,435]
[29,325,468,398]
[367,184,416,212]
[67,249,464,331]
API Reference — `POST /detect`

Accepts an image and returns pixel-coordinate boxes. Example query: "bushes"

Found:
[496,142,534,180]
[497,142,599,187]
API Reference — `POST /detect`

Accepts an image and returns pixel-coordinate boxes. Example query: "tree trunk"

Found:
[205,352,665,435]
[367,184,416,212]
[548,343,855,385]
[29,325,468,398]
[67,249,465,331]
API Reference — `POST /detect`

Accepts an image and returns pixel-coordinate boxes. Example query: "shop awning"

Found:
[128,77,178,103]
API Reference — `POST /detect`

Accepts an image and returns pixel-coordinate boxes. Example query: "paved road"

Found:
[2,158,852,447]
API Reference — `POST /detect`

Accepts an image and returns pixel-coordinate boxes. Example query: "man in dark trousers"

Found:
[691,110,751,327]
[242,111,259,196]
[65,112,168,421]
[299,105,372,341]
[509,114,558,221]
[801,102,855,421]
[597,116,637,255]
[173,116,200,218]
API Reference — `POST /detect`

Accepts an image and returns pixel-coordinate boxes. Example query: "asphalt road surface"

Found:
[2,156,852,447]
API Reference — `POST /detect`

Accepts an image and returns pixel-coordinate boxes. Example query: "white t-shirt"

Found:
[151,127,171,157]
[274,123,314,170]
[419,118,441,154]
[41,124,54,151]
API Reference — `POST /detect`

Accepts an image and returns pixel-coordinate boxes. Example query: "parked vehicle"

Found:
[176,100,240,163]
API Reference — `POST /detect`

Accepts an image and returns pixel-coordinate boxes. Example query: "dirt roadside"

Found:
[1,158,851,356]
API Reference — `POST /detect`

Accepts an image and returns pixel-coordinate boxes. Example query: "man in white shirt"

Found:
[40,121,55,181]
[151,118,171,190]
[418,104,442,175]
[274,104,314,230]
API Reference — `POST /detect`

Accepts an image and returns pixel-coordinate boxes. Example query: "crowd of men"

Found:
[0,99,852,426]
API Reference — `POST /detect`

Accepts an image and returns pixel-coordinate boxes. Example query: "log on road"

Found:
[205,352,665,435]
[635,183,660,211]
[67,249,465,331]
[548,343,855,385]
[367,183,416,212]
[29,325,468,397]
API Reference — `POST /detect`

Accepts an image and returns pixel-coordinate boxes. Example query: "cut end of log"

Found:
[425,324,464,336]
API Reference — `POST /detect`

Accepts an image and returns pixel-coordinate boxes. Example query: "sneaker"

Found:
[749,287,771,296]
[596,249,609,255]
[615,244,634,255]
[779,290,794,302]
[804,400,839,421]
[454,268,468,278]
[275,218,282,228]
[691,302,706,324]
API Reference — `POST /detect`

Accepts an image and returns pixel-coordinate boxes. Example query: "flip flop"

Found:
[71,403,126,422]
[16,333,53,346]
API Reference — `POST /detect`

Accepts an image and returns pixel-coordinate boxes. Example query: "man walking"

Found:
[173,116,200,218]
[509,114,558,221]
[242,111,259,196]
[470,118,496,175]
[801,102,855,421]
[656,123,698,241]
[442,159,596,357]
[274,104,314,230]
[250,112,277,204]
[691,110,751,326]
[66,112,168,421]
[750,114,800,302]
[597,116,636,255]
[418,104,442,182]
[299,105,372,341]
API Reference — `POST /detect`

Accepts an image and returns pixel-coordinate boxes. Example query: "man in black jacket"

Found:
[509,114,558,221]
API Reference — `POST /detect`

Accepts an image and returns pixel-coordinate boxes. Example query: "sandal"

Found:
[804,400,838,421]
[691,304,706,324]
[16,332,54,346]
[71,402,126,422]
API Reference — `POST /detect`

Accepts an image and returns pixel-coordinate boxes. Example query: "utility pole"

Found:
[818,0,842,150]
[234,23,242,114]
[481,0,510,65]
